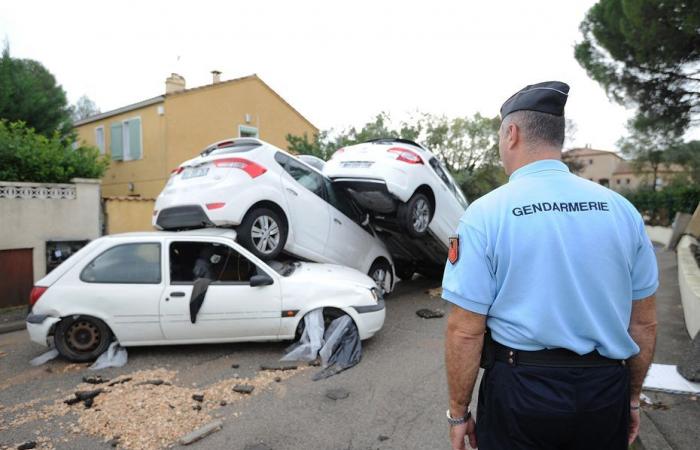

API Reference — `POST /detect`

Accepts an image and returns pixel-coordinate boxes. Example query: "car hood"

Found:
[287,262,375,289]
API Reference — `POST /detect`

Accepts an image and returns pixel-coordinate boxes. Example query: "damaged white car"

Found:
[26,229,385,362]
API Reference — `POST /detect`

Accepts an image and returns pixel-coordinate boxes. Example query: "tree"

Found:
[617,125,679,191]
[71,95,100,122]
[666,140,700,185]
[0,42,73,137]
[0,120,108,183]
[574,0,700,137]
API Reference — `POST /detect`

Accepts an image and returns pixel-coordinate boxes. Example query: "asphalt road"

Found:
[0,277,464,450]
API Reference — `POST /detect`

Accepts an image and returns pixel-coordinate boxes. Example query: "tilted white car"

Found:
[323,138,469,278]
[153,138,395,294]
[26,229,385,362]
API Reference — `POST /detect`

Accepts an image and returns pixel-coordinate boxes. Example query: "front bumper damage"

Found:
[26,313,60,347]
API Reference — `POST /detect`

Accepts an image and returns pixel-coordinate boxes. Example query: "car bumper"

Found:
[26,314,60,347]
[353,300,386,339]
[326,162,414,203]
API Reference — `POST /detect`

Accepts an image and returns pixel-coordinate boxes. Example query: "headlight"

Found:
[370,287,382,302]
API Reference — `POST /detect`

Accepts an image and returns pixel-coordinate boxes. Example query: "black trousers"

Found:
[476,361,630,450]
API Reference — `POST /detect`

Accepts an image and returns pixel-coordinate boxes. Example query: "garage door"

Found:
[0,248,33,308]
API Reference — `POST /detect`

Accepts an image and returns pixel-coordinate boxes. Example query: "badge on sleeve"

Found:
[448,235,459,264]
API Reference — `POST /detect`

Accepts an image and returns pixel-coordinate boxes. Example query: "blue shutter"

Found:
[110,123,123,160]
[128,118,142,160]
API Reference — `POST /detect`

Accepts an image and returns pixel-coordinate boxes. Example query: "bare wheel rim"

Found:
[251,215,280,254]
[371,268,390,294]
[66,320,101,353]
[412,198,430,233]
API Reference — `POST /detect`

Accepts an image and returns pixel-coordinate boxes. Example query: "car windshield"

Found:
[267,260,300,277]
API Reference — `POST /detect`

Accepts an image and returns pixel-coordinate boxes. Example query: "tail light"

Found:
[387,147,423,164]
[331,148,345,159]
[206,202,226,210]
[171,167,184,175]
[153,209,158,217]
[214,158,267,178]
[29,286,48,307]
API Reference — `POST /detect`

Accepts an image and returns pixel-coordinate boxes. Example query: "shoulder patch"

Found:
[448,235,459,264]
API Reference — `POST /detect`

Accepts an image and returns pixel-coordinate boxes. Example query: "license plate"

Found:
[341,161,373,169]
[182,167,209,179]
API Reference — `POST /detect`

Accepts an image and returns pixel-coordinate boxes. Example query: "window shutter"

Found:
[128,118,142,160]
[110,123,123,160]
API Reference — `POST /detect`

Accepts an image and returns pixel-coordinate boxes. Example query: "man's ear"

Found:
[506,123,519,151]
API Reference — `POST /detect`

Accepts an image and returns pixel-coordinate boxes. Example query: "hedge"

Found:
[623,185,700,226]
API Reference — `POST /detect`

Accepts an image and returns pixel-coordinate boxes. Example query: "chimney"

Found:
[165,73,186,94]
[211,70,222,84]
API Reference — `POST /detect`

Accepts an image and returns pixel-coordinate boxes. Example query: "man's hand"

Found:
[628,405,641,445]
[449,416,477,449]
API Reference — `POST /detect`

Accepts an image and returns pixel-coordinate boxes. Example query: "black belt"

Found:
[493,340,626,368]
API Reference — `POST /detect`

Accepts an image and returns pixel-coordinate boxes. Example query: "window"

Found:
[81,243,161,284]
[626,178,631,185]
[169,241,258,284]
[616,179,621,185]
[95,126,105,154]
[239,125,259,138]
[589,159,594,165]
[429,158,469,209]
[276,153,324,198]
[323,178,361,225]
[110,117,142,161]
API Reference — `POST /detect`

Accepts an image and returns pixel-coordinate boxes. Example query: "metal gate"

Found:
[0,248,33,308]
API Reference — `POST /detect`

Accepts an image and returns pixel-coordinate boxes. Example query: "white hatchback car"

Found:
[26,229,385,362]
[323,138,469,278]
[153,138,395,294]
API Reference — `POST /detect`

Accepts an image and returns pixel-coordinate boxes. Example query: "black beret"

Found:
[500,81,570,119]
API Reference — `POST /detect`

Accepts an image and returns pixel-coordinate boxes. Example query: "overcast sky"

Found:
[3,0,693,150]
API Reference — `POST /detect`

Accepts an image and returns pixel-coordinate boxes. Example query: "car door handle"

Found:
[334,218,342,225]
[170,292,186,297]
[286,188,298,196]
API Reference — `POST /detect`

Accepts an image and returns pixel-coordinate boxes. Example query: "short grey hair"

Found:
[501,110,565,150]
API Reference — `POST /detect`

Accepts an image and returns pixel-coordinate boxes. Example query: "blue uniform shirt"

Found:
[442,159,658,359]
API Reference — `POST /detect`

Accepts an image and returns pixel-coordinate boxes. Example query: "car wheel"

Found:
[395,263,415,281]
[54,316,113,362]
[238,207,288,260]
[369,259,393,296]
[401,192,432,237]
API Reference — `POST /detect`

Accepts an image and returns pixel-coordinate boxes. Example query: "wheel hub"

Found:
[251,215,280,254]
[66,320,100,352]
[412,199,430,233]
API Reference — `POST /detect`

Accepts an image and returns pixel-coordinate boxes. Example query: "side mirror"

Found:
[250,274,274,287]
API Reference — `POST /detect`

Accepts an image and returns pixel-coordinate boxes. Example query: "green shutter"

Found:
[128,118,142,160]
[110,123,123,160]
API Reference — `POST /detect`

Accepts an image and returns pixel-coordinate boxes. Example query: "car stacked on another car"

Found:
[323,138,469,279]
[26,229,385,362]
[153,138,395,294]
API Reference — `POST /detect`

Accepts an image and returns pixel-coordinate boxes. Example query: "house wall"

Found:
[573,152,621,185]
[75,103,167,198]
[0,179,101,281]
[104,198,156,234]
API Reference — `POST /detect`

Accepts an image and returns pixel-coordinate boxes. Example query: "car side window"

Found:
[277,154,324,198]
[169,241,258,284]
[81,243,161,284]
[323,179,361,225]
[429,157,454,192]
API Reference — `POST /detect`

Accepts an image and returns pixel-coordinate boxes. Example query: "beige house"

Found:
[564,147,686,191]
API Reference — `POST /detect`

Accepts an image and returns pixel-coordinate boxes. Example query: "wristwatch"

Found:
[446,409,471,426]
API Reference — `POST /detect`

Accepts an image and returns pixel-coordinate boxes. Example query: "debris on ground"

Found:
[425,287,442,298]
[89,342,127,370]
[325,388,350,400]
[231,364,240,369]
[313,316,362,381]
[178,419,223,445]
[416,308,445,319]
[233,384,255,394]
[82,375,108,385]
[2,366,304,450]
[17,441,36,450]
[0,351,7,358]
[29,349,59,366]
[378,435,390,441]
[192,394,204,402]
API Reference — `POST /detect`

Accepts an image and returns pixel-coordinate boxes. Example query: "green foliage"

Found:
[623,184,700,226]
[0,43,73,137]
[574,0,700,137]
[286,112,505,200]
[71,95,100,122]
[0,120,109,183]
[666,140,700,185]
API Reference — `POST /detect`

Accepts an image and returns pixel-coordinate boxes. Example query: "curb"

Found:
[637,410,673,450]
[0,320,26,335]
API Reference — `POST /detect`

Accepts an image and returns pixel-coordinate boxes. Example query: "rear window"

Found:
[201,140,261,157]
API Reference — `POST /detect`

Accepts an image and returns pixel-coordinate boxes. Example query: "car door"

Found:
[428,157,467,242]
[159,239,282,341]
[321,178,373,269]
[274,153,330,259]
[78,241,166,343]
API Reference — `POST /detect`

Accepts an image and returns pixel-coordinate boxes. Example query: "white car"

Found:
[153,138,395,294]
[26,229,385,362]
[323,138,469,278]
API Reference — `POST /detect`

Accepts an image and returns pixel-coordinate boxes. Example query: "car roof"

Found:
[106,228,238,240]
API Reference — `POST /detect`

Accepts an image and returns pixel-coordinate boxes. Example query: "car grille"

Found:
[341,161,374,168]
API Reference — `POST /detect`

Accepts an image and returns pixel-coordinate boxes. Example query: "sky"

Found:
[2,0,690,150]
